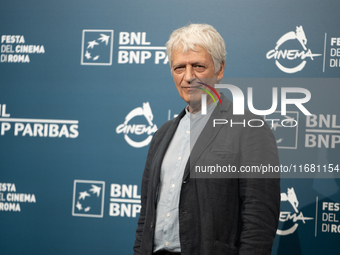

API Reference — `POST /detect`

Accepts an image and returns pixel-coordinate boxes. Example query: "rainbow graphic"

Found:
[197,81,222,106]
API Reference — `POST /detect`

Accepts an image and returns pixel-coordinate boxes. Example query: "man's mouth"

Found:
[181,86,200,93]
[181,85,201,89]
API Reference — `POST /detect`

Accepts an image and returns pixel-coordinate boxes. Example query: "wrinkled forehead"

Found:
[172,41,205,55]
[171,44,213,65]
[171,45,214,71]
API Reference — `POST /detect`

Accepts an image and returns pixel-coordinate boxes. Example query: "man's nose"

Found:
[184,66,195,83]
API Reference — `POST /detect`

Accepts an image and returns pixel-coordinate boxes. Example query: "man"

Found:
[134,24,280,255]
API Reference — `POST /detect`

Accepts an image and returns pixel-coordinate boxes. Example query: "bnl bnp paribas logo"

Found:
[72,180,105,217]
[266,26,321,73]
[81,29,168,65]
[81,30,114,65]
[0,104,79,138]
[116,102,158,148]
[72,180,141,218]
[264,111,299,150]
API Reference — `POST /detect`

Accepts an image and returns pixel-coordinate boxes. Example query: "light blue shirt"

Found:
[153,102,216,252]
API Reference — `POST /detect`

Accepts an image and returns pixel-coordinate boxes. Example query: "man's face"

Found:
[171,45,224,113]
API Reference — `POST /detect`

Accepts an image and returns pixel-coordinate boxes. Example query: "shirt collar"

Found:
[184,101,216,121]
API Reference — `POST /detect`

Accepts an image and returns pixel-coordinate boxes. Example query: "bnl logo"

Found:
[72,180,105,218]
[265,111,299,149]
[81,29,114,65]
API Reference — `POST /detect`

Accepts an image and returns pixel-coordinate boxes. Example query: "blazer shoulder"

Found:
[154,108,186,138]
[154,118,175,138]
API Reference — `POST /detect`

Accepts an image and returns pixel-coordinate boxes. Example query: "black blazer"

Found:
[134,93,280,255]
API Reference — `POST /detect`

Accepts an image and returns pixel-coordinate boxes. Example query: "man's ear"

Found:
[217,62,225,80]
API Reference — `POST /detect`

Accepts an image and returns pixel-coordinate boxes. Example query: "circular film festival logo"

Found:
[266,26,321,73]
[116,102,157,148]
[277,187,313,235]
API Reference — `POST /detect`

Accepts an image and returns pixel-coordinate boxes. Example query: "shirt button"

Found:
[166,242,169,246]
[192,115,196,119]
[172,184,175,188]
[167,213,170,217]
[178,157,181,161]
[186,131,190,135]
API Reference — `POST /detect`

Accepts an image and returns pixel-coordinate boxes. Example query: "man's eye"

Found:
[195,65,205,71]
[174,67,184,72]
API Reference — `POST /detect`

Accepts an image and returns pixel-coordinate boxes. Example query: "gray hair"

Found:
[166,24,227,73]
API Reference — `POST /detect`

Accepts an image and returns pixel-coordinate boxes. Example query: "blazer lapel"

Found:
[182,93,232,181]
[151,108,186,189]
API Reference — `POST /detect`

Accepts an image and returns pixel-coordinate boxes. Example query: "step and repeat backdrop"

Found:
[1,1,339,254]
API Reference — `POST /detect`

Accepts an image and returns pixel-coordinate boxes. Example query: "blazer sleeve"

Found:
[133,132,157,255]
[133,131,158,254]
[237,121,281,255]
